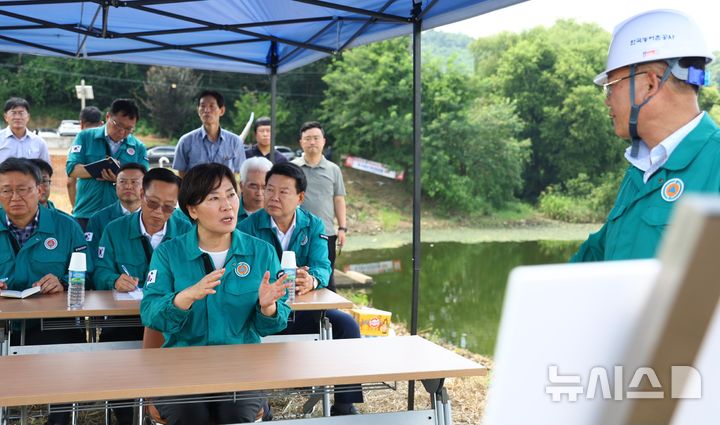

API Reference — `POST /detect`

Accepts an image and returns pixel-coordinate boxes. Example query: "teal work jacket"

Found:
[572,114,720,262]
[93,210,192,290]
[0,206,90,290]
[237,208,330,288]
[140,229,289,347]
[85,200,127,262]
[237,197,250,224]
[65,126,148,219]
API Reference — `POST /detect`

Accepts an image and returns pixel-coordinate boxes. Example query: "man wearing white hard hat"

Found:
[572,9,720,262]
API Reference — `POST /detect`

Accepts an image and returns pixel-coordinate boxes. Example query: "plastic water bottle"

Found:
[281,251,297,304]
[67,252,86,309]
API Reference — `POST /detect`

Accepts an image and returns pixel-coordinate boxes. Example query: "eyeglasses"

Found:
[603,72,647,97]
[40,178,52,186]
[0,186,36,199]
[5,110,28,117]
[144,199,176,214]
[111,117,135,134]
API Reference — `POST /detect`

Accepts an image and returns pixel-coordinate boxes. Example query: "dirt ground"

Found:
[48,152,73,213]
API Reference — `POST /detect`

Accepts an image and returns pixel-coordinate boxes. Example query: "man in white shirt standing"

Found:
[0,97,50,164]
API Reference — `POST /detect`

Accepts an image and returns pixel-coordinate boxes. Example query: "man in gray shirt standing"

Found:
[293,121,347,292]
[173,90,245,177]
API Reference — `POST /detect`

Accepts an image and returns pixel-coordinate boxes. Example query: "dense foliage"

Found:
[1,22,717,220]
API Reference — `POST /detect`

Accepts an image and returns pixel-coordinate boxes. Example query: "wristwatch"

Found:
[338,227,348,232]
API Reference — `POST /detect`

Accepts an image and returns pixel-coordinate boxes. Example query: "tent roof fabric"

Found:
[0,0,526,74]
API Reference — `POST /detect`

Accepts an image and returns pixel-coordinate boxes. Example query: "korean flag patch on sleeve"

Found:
[70,145,82,153]
[146,270,157,286]
[97,246,105,258]
[85,232,93,242]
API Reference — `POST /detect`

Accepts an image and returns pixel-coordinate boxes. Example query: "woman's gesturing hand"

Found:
[173,268,225,310]
[258,272,289,317]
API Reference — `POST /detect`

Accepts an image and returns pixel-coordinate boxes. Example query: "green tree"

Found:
[231,90,290,144]
[321,37,528,212]
[539,85,625,183]
[140,66,201,138]
[476,20,615,199]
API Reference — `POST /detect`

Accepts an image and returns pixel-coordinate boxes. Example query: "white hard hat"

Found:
[594,9,714,85]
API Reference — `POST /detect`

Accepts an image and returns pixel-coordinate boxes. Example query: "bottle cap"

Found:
[281,251,296,269]
[68,252,87,272]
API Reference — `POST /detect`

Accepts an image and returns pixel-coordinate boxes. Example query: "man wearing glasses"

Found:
[27,158,68,215]
[293,121,347,292]
[92,167,190,424]
[85,162,146,266]
[0,97,50,164]
[572,9,720,262]
[66,99,149,230]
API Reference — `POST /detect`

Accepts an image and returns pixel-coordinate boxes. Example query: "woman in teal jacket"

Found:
[140,163,289,425]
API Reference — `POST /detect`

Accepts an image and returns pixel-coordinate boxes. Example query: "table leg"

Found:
[0,322,5,425]
[321,316,333,417]
[20,320,26,346]
[71,402,78,425]
[422,379,452,425]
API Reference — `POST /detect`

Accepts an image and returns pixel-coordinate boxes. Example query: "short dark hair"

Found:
[197,90,225,109]
[143,167,181,191]
[28,158,53,177]
[109,98,140,120]
[4,97,30,113]
[265,162,306,193]
[253,116,271,133]
[299,121,325,138]
[179,163,237,219]
[79,106,103,124]
[0,157,41,184]
[118,162,147,175]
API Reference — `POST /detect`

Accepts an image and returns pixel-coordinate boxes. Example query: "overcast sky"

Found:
[439,0,720,50]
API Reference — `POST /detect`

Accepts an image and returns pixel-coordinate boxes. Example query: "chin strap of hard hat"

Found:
[627,59,678,157]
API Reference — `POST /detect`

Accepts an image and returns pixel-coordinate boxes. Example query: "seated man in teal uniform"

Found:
[85,162,145,262]
[28,158,66,214]
[237,162,363,415]
[237,156,272,223]
[141,163,289,425]
[66,99,149,230]
[572,10,720,262]
[0,157,88,425]
[0,157,89,339]
[93,167,189,425]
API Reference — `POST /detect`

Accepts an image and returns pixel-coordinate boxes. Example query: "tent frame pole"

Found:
[408,0,422,411]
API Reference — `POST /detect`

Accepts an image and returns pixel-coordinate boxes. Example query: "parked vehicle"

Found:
[36,128,59,138]
[57,120,81,137]
[276,145,296,160]
[146,145,176,166]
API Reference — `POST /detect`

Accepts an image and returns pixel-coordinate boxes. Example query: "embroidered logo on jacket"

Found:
[235,262,251,277]
[661,178,684,202]
[44,237,58,250]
